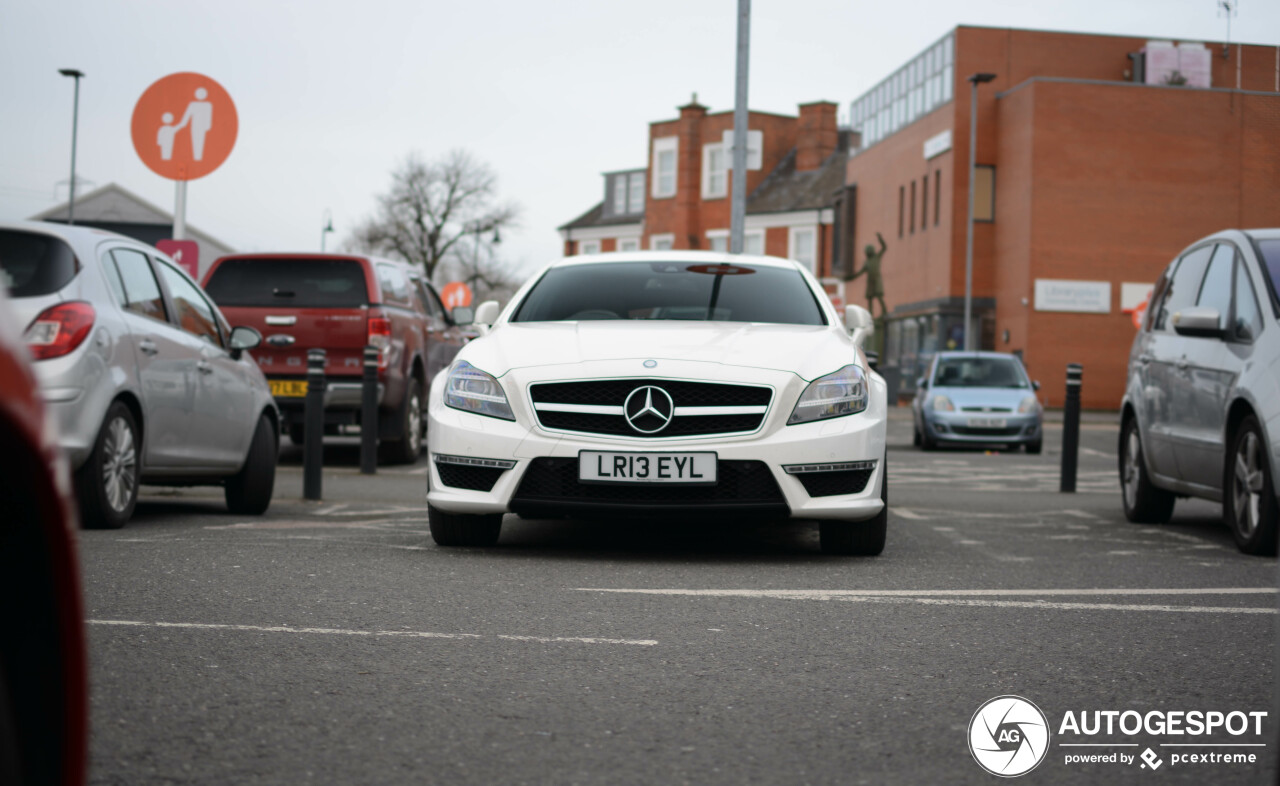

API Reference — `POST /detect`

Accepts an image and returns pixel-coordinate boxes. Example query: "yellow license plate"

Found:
[270,380,308,398]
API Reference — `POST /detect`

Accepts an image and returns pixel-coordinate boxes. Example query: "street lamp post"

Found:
[321,210,334,252]
[59,68,85,225]
[963,72,996,351]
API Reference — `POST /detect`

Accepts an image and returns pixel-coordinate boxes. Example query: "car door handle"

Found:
[139,340,159,356]
[197,361,214,375]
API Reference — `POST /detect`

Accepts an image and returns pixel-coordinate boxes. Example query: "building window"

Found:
[718,129,764,170]
[921,174,929,230]
[789,227,817,272]
[618,238,640,252]
[934,170,941,226]
[910,180,917,234]
[652,137,678,198]
[580,240,600,255]
[973,165,995,222]
[613,176,627,214]
[628,173,644,213]
[650,234,674,251]
[707,232,729,252]
[898,186,905,238]
[849,31,955,151]
[744,230,764,256]
[702,143,727,198]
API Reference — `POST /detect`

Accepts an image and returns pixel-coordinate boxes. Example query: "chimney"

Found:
[796,101,839,171]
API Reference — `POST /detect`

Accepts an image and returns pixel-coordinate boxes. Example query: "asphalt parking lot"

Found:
[79,408,1277,784]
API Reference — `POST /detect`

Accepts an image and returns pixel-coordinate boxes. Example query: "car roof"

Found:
[550,250,804,271]
[1243,228,1280,242]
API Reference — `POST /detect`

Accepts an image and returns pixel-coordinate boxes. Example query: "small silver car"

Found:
[0,221,279,529]
[1119,228,1280,554]
[911,351,1043,453]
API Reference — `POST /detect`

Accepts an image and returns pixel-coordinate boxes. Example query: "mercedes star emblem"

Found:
[623,385,674,434]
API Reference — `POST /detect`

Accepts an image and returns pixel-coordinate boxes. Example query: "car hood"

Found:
[459,321,855,382]
[930,386,1038,411]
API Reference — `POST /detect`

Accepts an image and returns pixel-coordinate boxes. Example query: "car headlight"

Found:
[1018,394,1039,414]
[444,361,514,420]
[788,365,868,425]
[931,394,955,412]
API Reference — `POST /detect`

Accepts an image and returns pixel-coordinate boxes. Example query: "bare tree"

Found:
[347,150,519,284]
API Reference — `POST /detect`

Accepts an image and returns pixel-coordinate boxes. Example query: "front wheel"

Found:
[77,402,139,529]
[225,414,277,515]
[1119,416,1175,524]
[1224,415,1278,555]
[428,505,503,547]
[819,455,888,556]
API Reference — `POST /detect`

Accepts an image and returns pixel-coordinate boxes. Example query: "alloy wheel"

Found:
[407,393,422,454]
[1122,428,1141,510]
[102,416,137,513]
[1232,431,1264,540]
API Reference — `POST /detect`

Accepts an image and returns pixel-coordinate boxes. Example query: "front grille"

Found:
[950,425,1024,437]
[436,464,506,491]
[510,458,787,516]
[960,406,1012,413]
[529,379,772,438]
[795,469,874,497]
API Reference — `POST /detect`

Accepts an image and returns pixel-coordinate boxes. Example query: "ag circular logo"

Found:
[968,695,1050,777]
[623,385,674,434]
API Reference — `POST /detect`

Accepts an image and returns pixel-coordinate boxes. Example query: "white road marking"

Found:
[89,620,657,646]
[575,588,1276,614]
[893,508,930,520]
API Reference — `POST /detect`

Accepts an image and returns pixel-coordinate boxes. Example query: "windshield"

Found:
[1256,239,1280,307]
[511,261,826,325]
[932,356,1029,388]
[0,229,78,297]
[204,258,369,308]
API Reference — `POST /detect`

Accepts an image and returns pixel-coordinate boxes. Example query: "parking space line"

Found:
[89,620,657,646]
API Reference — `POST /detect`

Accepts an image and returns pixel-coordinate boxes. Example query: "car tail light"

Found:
[367,314,391,370]
[24,301,96,361]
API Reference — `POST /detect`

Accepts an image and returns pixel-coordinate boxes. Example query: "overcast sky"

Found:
[3,0,1277,280]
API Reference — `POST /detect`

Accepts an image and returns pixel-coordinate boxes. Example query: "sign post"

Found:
[130,72,237,263]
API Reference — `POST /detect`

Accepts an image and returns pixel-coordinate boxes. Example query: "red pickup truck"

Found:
[203,253,467,463]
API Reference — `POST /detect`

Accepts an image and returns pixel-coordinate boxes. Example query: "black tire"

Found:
[384,378,424,465]
[1119,416,1175,524]
[225,414,277,515]
[1025,440,1042,455]
[428,504,503,547]
[921,427,938,451]
[77,401,139,529]
[819,454,888,556]
[1224,415,1278,555]
[912,424,922,447]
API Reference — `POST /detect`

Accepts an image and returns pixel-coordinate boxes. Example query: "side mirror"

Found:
[1032,380,1041,391]
[228,326,261,360]
[451,306,475,326]
[917,376,928,390]
[1172,307,1225,339]
[474,300,500,325]
[844,304,874,349]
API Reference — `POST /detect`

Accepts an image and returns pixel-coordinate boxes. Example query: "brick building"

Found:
[842,26,1280,408]
[559,99,848,279]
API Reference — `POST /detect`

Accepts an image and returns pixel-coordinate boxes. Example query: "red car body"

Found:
[0,285,87,785]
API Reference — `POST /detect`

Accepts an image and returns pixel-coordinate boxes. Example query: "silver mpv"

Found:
[1,221,279,528]
[1119,229,1280,554]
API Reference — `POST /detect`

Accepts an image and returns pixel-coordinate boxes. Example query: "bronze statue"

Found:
[845,231,887,319]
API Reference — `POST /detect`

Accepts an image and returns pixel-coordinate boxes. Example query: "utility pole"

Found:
[59,69,85,225]
[729,0,750,253]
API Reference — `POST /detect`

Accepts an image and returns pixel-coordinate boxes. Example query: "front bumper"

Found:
[922,409,1041,444]
[425,362,887,522]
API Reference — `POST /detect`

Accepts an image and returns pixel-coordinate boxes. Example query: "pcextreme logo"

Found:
[968,695,1051,777]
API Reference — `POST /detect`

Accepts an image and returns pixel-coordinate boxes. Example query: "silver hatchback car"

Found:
[1,221,279,529]
[911,351,1044,453]
[1119,229,1280,554]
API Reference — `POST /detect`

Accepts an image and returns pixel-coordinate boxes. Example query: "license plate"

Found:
[579,451,717,484]
[967,417,1007,428]
[270,379,308,398]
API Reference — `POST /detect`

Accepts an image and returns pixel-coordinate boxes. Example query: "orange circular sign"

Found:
[440,282,474,309]
[130,72,237,181]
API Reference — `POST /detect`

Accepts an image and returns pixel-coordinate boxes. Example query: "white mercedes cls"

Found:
[425,251,888,555]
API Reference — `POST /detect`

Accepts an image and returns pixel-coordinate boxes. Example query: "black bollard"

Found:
[360,345,378,475]
[1059,363,1082,493]
[303,348,326,501]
